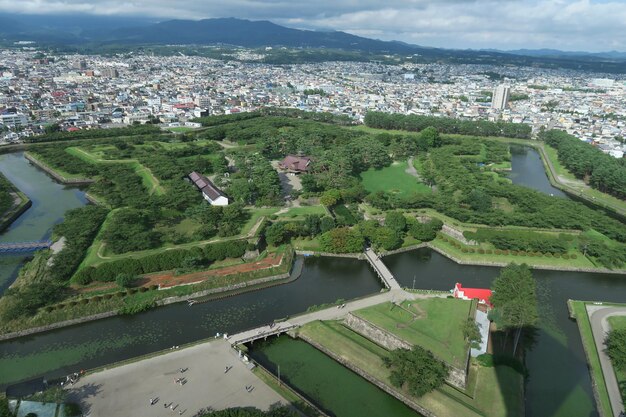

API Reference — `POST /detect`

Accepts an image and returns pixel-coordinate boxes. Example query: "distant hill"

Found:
[0,14,625,73]
[101,17,422,54]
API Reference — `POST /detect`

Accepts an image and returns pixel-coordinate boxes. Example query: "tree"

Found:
[466,188,492,212]
[320,189,341,207]
[265,222,287,246]
[319,227,364,253]
[385,211,407,233]
[463,318,482,349]
[420,126,442,148]
[490,263,538,356]
[606,327,626,371]
[116,273,137,288]
[320,216,335,233]
[383,346,448,397]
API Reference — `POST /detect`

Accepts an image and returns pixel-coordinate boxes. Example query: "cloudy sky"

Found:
[0,0,624,52]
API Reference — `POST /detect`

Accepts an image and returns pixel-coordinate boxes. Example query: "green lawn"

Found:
[570,301,614,417]
[166,127,197,133]
[291,236,322,252]
[360,161,431,198]
[25,151,90,180]
[299,319,522,417]
[608,316,626,403]
[353,299,472,368]
[276,205,328,219]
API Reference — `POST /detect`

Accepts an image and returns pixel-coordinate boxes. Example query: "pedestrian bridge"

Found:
[229,322,298,346]
[363,249,401,290]
[0,240,52,254]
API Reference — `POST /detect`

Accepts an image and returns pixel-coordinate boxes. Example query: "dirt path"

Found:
[405,157,421,179]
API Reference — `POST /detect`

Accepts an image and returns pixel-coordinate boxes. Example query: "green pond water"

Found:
[250,338,420,417]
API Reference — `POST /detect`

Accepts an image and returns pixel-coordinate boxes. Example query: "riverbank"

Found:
[0,172,31,233]
[0,254,300,341]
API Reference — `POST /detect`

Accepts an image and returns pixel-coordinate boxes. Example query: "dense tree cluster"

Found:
[49,206,109,281]
[540,129,626,199]
[0,173,15,217]
[224,153,282,206]
[364,111,531,139]
[319,227,365,253]
[383,346,448,397]
[25,124,161,143]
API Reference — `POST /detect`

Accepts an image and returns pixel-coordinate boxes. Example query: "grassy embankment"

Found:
[569,300,614,417]
[358,205,624,271]
[298,316,523,417]
[80,206,275,268]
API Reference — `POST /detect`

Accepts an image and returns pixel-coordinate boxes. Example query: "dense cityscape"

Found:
[1,49,625,158]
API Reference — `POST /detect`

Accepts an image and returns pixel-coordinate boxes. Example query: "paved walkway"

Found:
[364,249,402,290]
[66,340,286,417]
[587,305,626,417]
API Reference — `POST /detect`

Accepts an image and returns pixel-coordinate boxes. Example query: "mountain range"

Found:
[0,14,625,71]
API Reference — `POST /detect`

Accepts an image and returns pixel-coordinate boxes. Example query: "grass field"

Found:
[353,299,472,368]
[276,205,328,219]
[360,161,431,198]
[166,127,197,133]
[569,301,614,417]
[299,319,523,417]
[607,316,626,403]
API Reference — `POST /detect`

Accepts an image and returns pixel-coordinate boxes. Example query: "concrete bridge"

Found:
[0,240,52,254]
[229,322,298,346]
[364,248,401,290]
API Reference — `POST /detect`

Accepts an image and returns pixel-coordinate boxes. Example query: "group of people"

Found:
[148,367,188,415]
[61,371,83,387]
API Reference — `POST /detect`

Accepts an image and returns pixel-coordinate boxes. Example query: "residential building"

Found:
[492,85,510,110]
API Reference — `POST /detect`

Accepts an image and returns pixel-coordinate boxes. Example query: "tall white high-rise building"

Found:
[492,85,511,110]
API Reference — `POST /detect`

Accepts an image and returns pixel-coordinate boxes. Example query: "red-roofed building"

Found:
[453,283,493,307]
[278,155,312,173]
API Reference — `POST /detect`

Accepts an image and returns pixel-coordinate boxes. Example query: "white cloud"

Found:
[0,0,624,51]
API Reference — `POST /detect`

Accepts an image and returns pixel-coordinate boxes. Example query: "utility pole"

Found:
[278,364,281,387]
[412,275,416,290]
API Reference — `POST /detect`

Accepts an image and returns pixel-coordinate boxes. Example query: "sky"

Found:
[0,0,624,52]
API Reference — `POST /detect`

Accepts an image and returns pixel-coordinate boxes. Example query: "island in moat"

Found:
[0,110,625,417]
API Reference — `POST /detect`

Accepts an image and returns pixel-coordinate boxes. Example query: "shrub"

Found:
[116,273,138,288]
[115,291,125,298]
[93,296,103,302]
[103,294,113,299]
[562,254,570,259]
[64,402,82,417]
[571,254,577,259]
[44,306,54,313]
[477,249,485,254]
[461,248,468,253]
[139,287,149,292]
[150,285,159,290]
[79,299,89,305]
[69,301,78,306]
[468,248,475,253]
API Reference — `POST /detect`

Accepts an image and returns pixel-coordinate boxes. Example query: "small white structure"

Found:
[189,171,229,206]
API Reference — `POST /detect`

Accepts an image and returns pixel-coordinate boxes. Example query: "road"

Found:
[66,340,286,417]
[587,305,626,417]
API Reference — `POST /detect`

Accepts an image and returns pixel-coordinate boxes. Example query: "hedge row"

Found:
[73,240,249,285]
[44,286,159,312]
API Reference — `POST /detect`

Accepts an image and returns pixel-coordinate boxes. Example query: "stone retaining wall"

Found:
[344,313,468,389]
[299,334,436,417]
[0,267,299,342]
[295,250,364,259]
